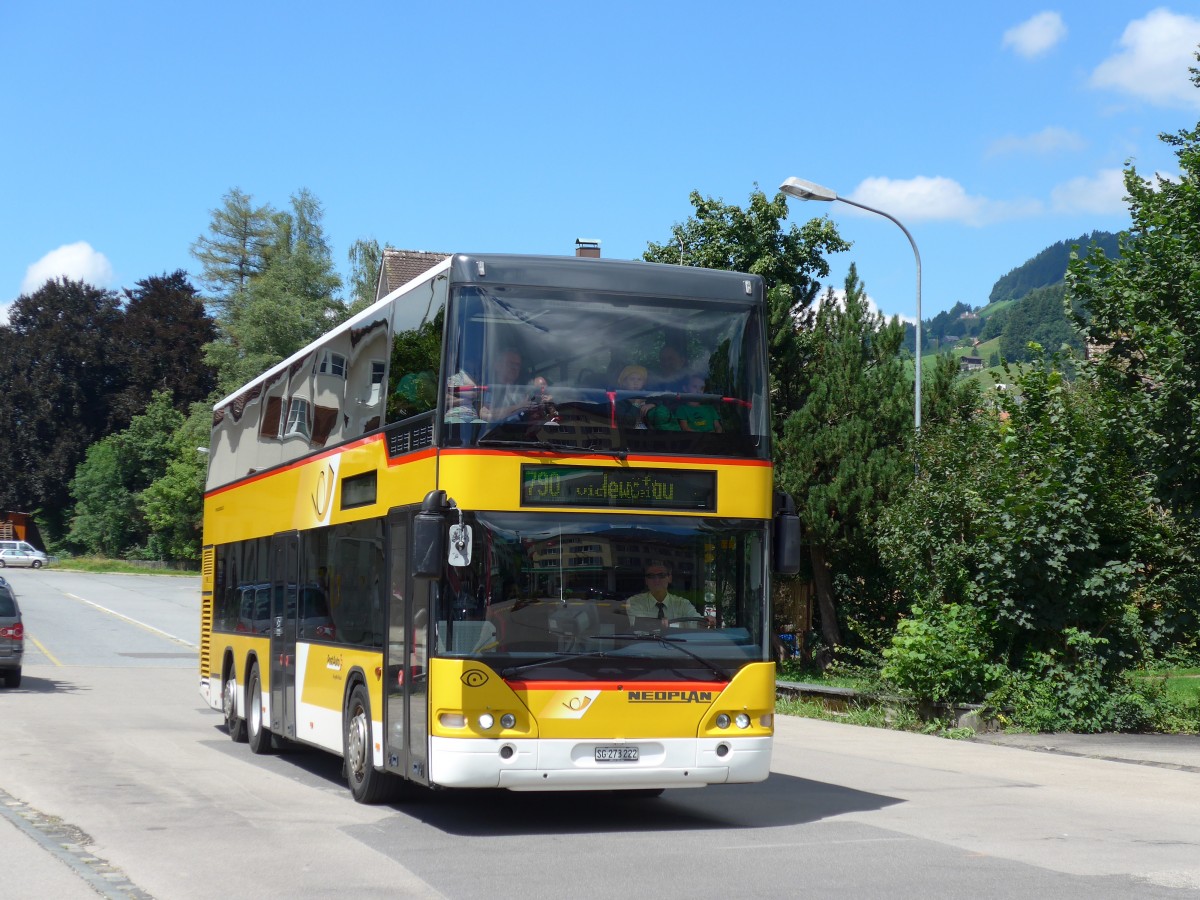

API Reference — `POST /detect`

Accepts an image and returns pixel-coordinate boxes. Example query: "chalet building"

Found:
[373,249,450,303]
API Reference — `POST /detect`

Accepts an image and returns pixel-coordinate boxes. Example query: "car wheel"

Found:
[0,560,6,568]
[223,669,247,743]
[246,665,273,755]
[4,668,20,688]
[31,560,41,569]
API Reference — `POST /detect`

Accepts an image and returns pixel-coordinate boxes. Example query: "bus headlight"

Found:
[715,713,731,729]
[438,713,466,728]
[500,713,516,729]
[478,713,495,730]
[735,714,751,729]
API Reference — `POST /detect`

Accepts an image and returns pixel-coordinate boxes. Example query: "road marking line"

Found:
[64,593,197,648]
[28,635,62,666]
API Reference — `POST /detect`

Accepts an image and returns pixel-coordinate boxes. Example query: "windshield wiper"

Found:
[591,632,730,681]
[500,648,614,678]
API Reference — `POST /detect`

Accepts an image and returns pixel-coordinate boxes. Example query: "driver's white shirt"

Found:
[626,591,695,623]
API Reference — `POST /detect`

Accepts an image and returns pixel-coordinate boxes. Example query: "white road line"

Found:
[64,593,197,648]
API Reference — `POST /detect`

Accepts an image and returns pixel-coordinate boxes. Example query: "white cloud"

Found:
[1050,168,1128,214]
[845,176,1040,226]
[20,242,114,295]
[1091,9,1200,109]
[815,287,916,327]
[1003,11,1067,59]
[985,126,1087,157]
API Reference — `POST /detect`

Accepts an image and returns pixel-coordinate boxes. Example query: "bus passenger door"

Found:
[385,508,430,784]
[269,531,300,741]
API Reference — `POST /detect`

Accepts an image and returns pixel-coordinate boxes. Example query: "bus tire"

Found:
[246,664,273,755]
[344,683,399,804]
[223,666,247,743]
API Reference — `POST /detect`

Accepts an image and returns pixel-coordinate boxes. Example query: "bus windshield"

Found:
[441,285,769,457]
[433,512,769,681]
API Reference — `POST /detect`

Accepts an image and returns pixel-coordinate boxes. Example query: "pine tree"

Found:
[777,264,914,652]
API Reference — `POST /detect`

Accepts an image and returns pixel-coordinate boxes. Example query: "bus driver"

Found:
[626,562,695,625]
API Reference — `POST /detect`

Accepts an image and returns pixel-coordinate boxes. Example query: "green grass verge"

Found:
[48,556,198,576]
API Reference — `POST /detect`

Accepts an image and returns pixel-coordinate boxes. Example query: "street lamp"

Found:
[779,177,923,434]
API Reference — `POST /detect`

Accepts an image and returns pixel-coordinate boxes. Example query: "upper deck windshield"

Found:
[433,512,769,682]
[441,284,769,457]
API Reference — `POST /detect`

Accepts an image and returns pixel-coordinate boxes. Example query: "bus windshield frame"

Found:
[439,284,770,458]
[431,511,770,682]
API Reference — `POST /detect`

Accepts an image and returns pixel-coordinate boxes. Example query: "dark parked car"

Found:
[0,576,23,687]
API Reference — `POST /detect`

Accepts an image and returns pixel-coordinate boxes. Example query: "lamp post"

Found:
[779,177,923,434]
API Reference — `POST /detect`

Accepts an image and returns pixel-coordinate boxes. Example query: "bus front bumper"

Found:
[428,735,772,791]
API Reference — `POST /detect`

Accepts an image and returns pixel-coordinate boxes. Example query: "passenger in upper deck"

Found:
[444,372,485,423]
[481,348,529,421]
[615,365,656,429]
[650,344,690,392]
[676,374,724,433]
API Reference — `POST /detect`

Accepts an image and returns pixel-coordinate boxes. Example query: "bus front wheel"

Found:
[344,683,400,804]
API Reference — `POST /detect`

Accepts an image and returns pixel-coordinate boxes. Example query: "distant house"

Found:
[374,249,450,303]
[960,355,984,372]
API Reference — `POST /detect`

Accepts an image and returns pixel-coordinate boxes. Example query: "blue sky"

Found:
[3,2,1199,326]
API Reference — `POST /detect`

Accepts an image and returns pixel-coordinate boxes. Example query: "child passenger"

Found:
[675,375,723,433]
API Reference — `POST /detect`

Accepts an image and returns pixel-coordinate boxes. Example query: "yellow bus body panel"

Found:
[428,658,775,741]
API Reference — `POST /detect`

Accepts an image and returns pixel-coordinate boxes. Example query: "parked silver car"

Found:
[0,548,49,569]
[0,576,22,687]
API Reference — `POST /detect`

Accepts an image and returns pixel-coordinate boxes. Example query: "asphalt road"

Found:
[2,568,1199,899]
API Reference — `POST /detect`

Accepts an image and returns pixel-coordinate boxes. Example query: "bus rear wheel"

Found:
[246,665,273,755]
[344,683,401,804]
[223,669,246,743]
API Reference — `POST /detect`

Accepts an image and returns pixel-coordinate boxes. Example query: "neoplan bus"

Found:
[199,253,801,803]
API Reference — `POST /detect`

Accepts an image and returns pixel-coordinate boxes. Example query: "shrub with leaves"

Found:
[881,602,1003,704]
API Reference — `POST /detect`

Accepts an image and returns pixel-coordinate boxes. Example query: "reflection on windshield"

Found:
[433,513,768,680]
[442,286,768,457]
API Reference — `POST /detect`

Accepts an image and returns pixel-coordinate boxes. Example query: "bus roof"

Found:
[213,253,762,412]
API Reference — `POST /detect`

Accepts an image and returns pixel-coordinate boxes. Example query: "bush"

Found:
[881,603,1003,704]
[988,629,1200,733]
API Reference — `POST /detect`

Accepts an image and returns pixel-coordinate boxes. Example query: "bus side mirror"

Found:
[773,491,802,576]
[413,490,449,579]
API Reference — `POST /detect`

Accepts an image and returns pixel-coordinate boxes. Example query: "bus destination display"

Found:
[520,465,716,511]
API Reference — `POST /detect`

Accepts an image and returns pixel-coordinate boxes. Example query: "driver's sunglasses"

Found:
[645,572,669,579]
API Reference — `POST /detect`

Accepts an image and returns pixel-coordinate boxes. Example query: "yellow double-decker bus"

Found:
[199,253,800,802]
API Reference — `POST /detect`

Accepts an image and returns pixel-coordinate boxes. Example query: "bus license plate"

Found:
[595,746,639,762]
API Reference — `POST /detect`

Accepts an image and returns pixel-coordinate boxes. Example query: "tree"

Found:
[643,188,848,440]
[67,392,184,557]
[141,400,213,561]
[877,350,1186,700]
[1068,60,1200,523]
[112,271,217,423]
[777,264,914,652]
[0,278,128,536]
[200,188,347,392]
[190,188,275,317]
[347,237,383,314]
